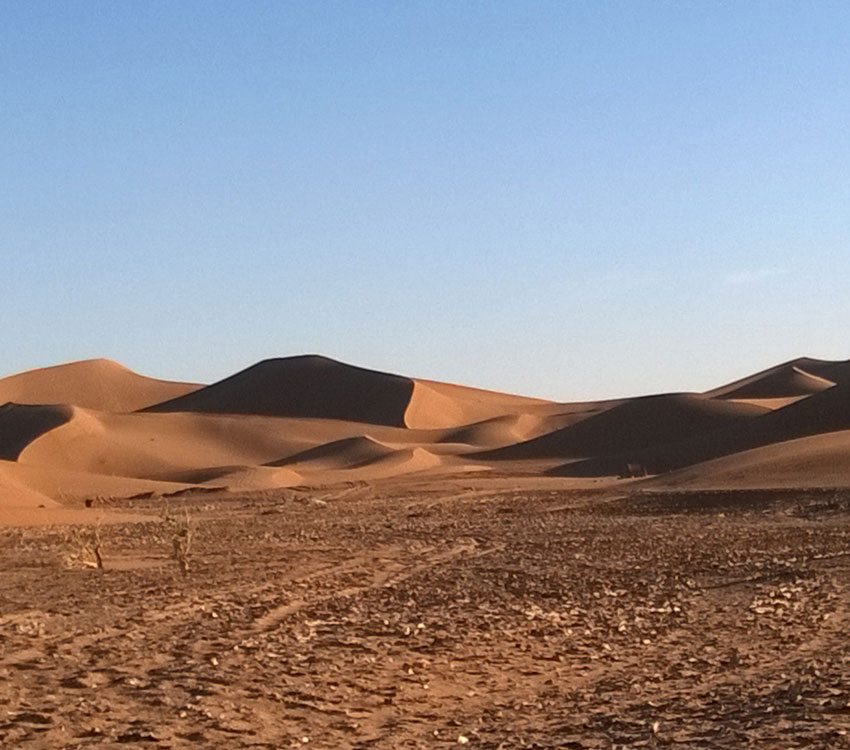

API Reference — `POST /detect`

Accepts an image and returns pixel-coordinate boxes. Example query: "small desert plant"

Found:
[62,519,105,570]
[163,505,194,576]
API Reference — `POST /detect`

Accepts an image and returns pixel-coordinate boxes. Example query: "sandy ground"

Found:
[2,477,850,749]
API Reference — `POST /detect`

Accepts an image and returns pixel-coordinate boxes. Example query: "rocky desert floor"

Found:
[2,477,850,749]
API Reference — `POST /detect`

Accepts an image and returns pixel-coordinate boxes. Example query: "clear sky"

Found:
[3,1,849,400]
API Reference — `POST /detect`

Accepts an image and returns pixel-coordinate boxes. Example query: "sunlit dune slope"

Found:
[477,394,768,461]
[15,408,341,480]
[0,359,201,412]
[404,379,549,429]
[0,462,58,508]
[0,459,194,505]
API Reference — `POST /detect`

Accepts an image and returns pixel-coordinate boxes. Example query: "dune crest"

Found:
[145,356,415,427]
[404,379,548,430]
[0,359,201,413]
[479,394,768,461]
[2,351,850,506]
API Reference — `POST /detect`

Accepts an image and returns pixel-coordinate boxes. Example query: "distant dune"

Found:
[1,351,850,510]
[0,358,201,413]
[479,394,768,461]
[145,356,416,427]
[145,355,555,430]
[705,357,850,398]
[268,435,400,469]
[554,379,850,479]
[643,429,850,490]
[404,379,548,429]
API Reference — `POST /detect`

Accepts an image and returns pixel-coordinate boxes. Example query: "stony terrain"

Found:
[2,479,850,749]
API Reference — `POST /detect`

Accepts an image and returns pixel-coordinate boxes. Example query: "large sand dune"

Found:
[0,358,200,412]
[404,379,549,429]
[2,351,850,509]
[144,356,416,427]
[705,357,850,398]
[0,403,74,460]
[478,394,768,461]
[554,379,850,479]
[642,429,850,489]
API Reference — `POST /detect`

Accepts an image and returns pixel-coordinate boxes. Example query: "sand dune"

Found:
[269,436,398,470]
[0,358,200,412]
[293,445,443,482]
[146,355,558,430]
[0,403,74,460]
[404,379,548,429]
[643,429,850,490]
[0,462,58,508]
[479,394,768,461]
[2,351,849,506]
[0,459,192,505]
[145,356,415,427]
[165,465,304,491]
[709,363,835,400]
[16,408,333,480]
[705,357,850,399]
[554,380,850,479]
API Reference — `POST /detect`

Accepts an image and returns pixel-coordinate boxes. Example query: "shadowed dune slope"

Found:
[477,394,769,461]
[146,355,555,430]
[282,444,443,482]
[554,381,850,478]
[642,429,850,490]
[0,403,74,460]
[711,364,835,400]
[0,359,201,412]
[165,465,304,491]
[145,356,415,427]
[705,357,850,399]
[268,436,397,470]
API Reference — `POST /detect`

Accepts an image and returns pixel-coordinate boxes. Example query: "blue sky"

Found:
[3,1,849,399]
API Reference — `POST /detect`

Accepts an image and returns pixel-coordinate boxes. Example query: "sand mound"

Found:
[16,408,340,481]
[439,414,542,447]
[166,465,304,491]
[404,379,548,430]
[0,359,200,413]
[293,445,443,482]
[705,357,850,399]
[554,380,850,479]
[146,355,553,430]
[0,462,58,508]
[643,429,850,490]
[480,394,768,461]
[0,403,74,460]
[346,446,442,480]
[711,364,835,400]
[269,436,397,470]
[145,355,415,427]
[0,459,193,505]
